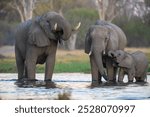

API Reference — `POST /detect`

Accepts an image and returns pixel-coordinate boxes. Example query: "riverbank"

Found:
[0,49,91,73]
[0,46,150,73]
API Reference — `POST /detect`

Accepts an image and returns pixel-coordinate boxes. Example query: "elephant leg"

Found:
[23,65,28,78]
[135,76,145,82]
[26,59,37,80]
[113,67,118,81]
[128,72,134,82]
[90,54,101,84]
[106,58,115,82]
[118,68,124,82]
[26,49,37,81]
[44,54,56,81]
[139,73,147,82]
[45,43,57,81]
[135,77,141,82]
[15,50,24,80]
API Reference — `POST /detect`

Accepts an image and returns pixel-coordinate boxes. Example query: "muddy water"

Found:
[0,73,150,100]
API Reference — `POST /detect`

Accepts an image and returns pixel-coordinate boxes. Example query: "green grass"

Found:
[0,50,91,73]
[36,61,90,73]
[0,49,150,73]
[0,59,17,73]
[0,59,90,73]
[54,61,90,73]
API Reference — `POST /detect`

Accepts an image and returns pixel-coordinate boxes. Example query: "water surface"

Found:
[0,73,150,100]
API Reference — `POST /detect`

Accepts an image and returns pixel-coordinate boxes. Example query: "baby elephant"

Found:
[108,50,148,83]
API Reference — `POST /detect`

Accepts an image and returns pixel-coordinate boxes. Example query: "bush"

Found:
[114,18,150,47]
[0,20,16,46]
[64,8,99,49]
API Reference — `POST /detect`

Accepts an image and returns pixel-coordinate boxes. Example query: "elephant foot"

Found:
[44,79,56,88]
[108,79,116,83]
[16,78,38,88]
[91,82,104,87]
[44,79,52,82]
[18,78,38,82]
[128,80,133,83]
[45,81,56,88]
[118,81,124,84]
[106,80,117,86]
[91,82,99,87]
[27,79,38,82]
[117,81,126,86]
[17,78,26,82]
[136,80,144,82]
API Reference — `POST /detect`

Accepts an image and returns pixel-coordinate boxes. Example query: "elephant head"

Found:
[28,12,80,47]
[108,50,133,69]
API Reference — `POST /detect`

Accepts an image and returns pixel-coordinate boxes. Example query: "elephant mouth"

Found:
[52,29,64,43]
[58,30,64,43]
[110,56,119,66]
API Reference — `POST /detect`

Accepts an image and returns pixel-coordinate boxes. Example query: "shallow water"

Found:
[0,73,150,100]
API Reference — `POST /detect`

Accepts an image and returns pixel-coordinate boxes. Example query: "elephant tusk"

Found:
[103,50,106,55]
[74,22,81,30]
[54,23,57,30]
[88,51,92,56]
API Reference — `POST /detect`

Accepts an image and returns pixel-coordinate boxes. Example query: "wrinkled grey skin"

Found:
[85,20,127,84]
[15,12,72,81]
[109,50,148,82]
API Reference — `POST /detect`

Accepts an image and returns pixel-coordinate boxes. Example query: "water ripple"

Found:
[0,73,150,100]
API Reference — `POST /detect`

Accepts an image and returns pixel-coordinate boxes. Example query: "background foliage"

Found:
[0,0,150,48]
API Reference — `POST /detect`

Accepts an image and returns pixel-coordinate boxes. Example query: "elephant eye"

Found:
[46,20,50,25]
[118,53,121,56]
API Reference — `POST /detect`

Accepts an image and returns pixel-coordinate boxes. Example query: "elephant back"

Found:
[15,20,32,40]
[95,20,127,50]
[132,51,148,70]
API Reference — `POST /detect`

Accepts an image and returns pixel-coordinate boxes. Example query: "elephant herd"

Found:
[15,11,148,84]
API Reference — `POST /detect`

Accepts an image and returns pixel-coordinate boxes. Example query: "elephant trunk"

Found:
[93,49,108,81]
[108,50,115,58]
[60,22,81,41]
[61,20,72,41]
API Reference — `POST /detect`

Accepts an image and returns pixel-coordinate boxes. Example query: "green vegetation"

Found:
[36,61,90,73]
[0,59,16,73]
[0,58,91,73]
[0,50,91,73]
[0,49,150,73]
[64,8,99,49]
[114,18,150,47]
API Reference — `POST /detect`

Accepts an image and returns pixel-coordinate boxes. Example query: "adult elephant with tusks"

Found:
[85,20,127,84]
[15,11,81,82]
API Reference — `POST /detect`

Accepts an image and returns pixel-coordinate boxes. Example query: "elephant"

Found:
[108,50,148,83]
[15,11,81,81]
[85,20,127,84]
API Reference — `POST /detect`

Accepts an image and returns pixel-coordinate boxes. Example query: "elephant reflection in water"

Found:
[108,50,148,83]
[15,11,81,81]
[85,20,127,84]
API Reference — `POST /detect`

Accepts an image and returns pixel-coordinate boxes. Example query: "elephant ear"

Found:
[118,54,132,69]
[28,21,51,47]
[106,27,118,51]
[85,27,93,55]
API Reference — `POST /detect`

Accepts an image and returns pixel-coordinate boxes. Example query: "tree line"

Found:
[0,0,150,49]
